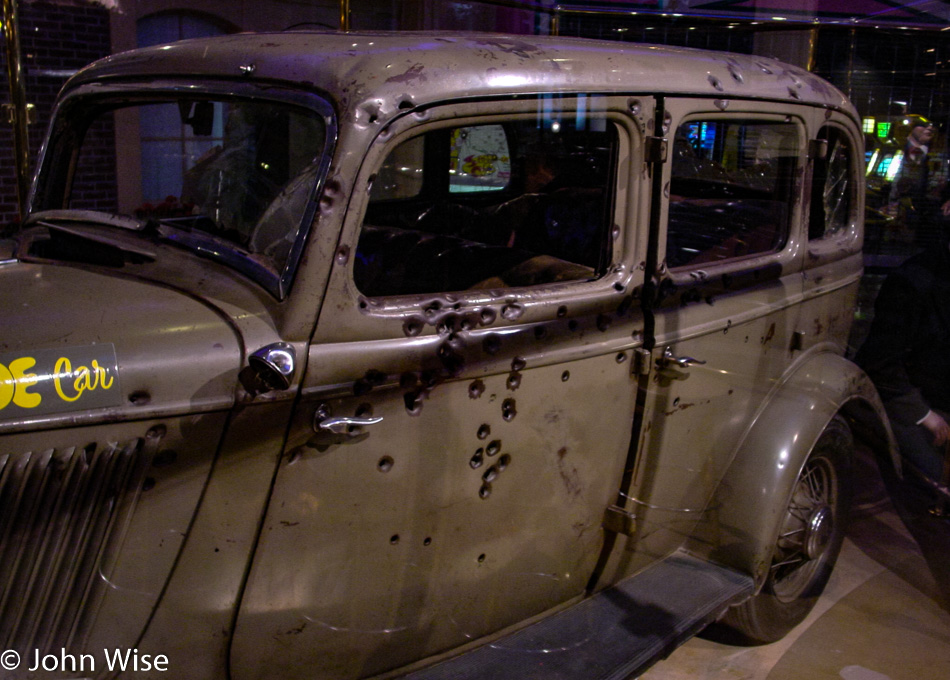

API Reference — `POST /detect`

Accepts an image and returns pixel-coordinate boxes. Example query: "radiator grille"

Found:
[0,438,148,653]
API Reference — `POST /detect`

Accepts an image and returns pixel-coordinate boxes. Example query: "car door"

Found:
[232,96,653,679]
[599,101,808,578]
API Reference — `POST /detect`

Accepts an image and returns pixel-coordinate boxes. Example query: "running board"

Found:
[401,551,754,680]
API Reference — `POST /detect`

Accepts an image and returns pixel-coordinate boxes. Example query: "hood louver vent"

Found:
[0,437,151,655]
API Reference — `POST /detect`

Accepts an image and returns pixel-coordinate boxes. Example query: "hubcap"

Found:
[803,505,833,560]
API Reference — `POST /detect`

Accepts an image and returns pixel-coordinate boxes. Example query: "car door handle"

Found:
[313,406,383,436]
[317,415,383,435]
[659,347,707,368]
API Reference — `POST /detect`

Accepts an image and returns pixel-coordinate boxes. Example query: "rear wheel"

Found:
[719,416,853,644]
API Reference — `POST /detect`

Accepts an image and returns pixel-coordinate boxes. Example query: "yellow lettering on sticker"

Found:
[0,362,14,410]
[54,356,115,403]
[8,357,41,408]
[54,357,81,402]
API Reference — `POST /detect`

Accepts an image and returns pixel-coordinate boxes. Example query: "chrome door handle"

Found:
[313,404,383,437]
[317,415,384,434]
[660,347,707,368]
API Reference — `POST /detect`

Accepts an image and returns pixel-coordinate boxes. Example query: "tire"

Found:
[717,416,853,644]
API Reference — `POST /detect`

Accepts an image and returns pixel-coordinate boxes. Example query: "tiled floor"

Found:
[641,445,950,680]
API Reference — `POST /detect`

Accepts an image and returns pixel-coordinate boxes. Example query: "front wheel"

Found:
[718,416,853,644]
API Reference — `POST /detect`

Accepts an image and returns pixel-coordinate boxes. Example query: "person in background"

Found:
[856,233,950,486]
[886,121,950,247]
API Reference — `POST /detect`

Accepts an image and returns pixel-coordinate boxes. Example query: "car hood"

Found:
[0,259,242,430]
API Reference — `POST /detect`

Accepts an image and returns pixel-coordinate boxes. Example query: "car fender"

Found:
[697,343,898,588]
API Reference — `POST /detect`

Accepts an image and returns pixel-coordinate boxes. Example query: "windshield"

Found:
[31,87,332,297]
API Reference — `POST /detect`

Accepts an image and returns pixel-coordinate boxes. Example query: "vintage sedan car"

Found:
[0,31,896,679]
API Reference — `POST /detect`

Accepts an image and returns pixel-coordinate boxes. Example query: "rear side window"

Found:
[667,119,799,269]
[809,126,855,240]
[357,108,617,297]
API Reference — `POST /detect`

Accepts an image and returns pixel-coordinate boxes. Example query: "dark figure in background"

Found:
[856,242,950,482]
[887,122,950,248]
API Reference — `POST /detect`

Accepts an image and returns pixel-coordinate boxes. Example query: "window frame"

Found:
[351,101,630,303]
[665,114,802,273]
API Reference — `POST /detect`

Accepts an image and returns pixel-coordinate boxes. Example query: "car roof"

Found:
[68,31,856,121]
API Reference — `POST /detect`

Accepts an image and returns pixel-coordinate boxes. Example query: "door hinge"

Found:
[603,504,637,536]
[645,136,668,164]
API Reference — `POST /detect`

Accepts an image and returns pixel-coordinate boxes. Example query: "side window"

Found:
[809,126,855,240]
[667,119,799,269]
[356,108,617,297]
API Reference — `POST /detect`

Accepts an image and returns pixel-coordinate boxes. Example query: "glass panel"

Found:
[667,119,798,268]
[356,107,616,297]
[810,127,854,240]
[63,97,327,276]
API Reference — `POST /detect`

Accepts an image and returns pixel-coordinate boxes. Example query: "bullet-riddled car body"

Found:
[1,32,896,679]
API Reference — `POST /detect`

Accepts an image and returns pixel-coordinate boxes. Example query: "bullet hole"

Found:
[483,334,502,355]
[358,299,369,311]
[460,313,479,331]
[632,330,644,343]
[613,282,624,292]
[398,97,414,110]
[673,397,680,407]
[497,453,511,471]
[562,370,570,382]
[568,319,579,332]
[378,456,394,472]
[470,449,484,469]
[390,535,400,545]
[612,224,621,240]
[483,466,498,483]
[335,245,350,265]
[424,301,443,320]
[479,307,497,325]
[597,314,612,332]
[501,302,524,321]
[405,391,425,416]
[477,553,486,563]
[477,424,491,440]
[502,398,517,421]
[511,356,526,372]
[708,74,724,91]
[142,477,156,492]
[152,449,178,467]
[534,326,547,340]
[507,373,521,390]
[479,484,492,499]
[129,390,151,406]
[486,440,501,457]
[557,305,568,318]
[146,424,166,440]
[423,537,432,546]
[436,318,454,335]
[616,352,627,363]
[469,379,486,399]
[354,370,385,397]
[403,317,424,337]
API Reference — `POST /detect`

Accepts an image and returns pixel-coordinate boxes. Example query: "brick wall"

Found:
[0,0,113,228]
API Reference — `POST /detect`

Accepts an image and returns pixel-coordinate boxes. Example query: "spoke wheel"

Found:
[714,416,852,645]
